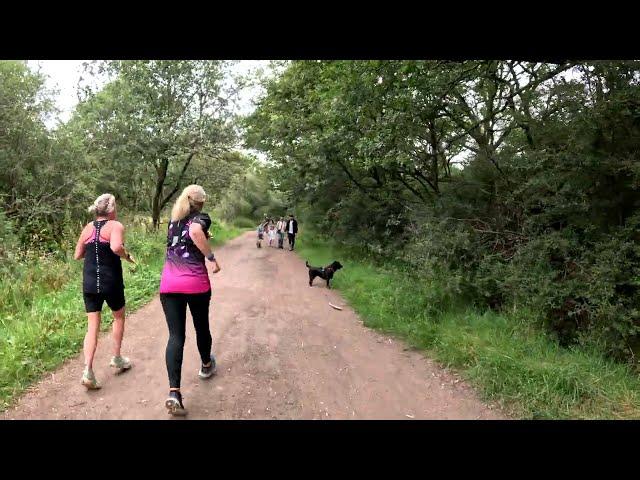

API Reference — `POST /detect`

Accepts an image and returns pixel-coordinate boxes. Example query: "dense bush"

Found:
[247,60,640,365]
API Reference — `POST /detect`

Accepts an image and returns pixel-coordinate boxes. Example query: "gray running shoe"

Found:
[198,354,217,379]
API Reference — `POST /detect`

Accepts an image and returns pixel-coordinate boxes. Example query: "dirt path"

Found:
[3,232,504,420]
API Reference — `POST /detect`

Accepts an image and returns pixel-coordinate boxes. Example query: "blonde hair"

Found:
[88,193,116,216]
[171,184,207,222]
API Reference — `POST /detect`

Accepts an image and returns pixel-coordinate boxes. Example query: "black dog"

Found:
[306,260,343,288]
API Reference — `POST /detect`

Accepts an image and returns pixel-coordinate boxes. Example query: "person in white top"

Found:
[268,219,276,247]
[276,217,286,249]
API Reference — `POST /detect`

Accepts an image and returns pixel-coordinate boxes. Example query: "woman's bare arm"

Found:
[74,225,90,260]
[110,221,134,263]
[190,222,221,273]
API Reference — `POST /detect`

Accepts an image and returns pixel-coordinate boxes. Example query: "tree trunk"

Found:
[152,159,168,229]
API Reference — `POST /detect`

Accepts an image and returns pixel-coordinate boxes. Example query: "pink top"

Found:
[159,215,211,294]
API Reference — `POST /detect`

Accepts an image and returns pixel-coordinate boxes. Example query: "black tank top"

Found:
[82,220,124,294]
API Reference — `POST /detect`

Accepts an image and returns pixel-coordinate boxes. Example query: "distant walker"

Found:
[286,214,298,251]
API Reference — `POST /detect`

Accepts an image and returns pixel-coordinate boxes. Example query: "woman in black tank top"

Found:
[83,218,125,295]
[74,194,135,390]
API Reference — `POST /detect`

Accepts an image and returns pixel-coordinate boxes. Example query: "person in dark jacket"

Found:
[286,214,299,251]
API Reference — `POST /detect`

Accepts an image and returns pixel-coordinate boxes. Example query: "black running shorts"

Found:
[83,290,126,313]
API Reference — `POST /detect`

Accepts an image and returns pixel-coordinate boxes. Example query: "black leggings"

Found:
[160,291,212,389]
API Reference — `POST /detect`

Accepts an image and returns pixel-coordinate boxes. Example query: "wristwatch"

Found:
[207,253,215,261]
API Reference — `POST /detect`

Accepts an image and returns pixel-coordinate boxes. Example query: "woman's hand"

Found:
[211,259,221,274]
[128,257,139,273]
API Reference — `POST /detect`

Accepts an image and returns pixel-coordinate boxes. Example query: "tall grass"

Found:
[295,234,640,419]
[0,219,243,411]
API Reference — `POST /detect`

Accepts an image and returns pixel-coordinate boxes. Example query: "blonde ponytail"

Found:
[88,194,116,216]
[170,185,207,222]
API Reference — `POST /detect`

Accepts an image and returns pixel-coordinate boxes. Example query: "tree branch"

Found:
[160,151,197,209]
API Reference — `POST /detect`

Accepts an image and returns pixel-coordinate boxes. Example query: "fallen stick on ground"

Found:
[329,303,343,311]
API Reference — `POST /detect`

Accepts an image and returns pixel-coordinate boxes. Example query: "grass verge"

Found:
[296,234,640,419]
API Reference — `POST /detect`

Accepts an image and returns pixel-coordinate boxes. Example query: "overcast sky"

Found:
[26,59,270,130]
[26,60,271,162]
